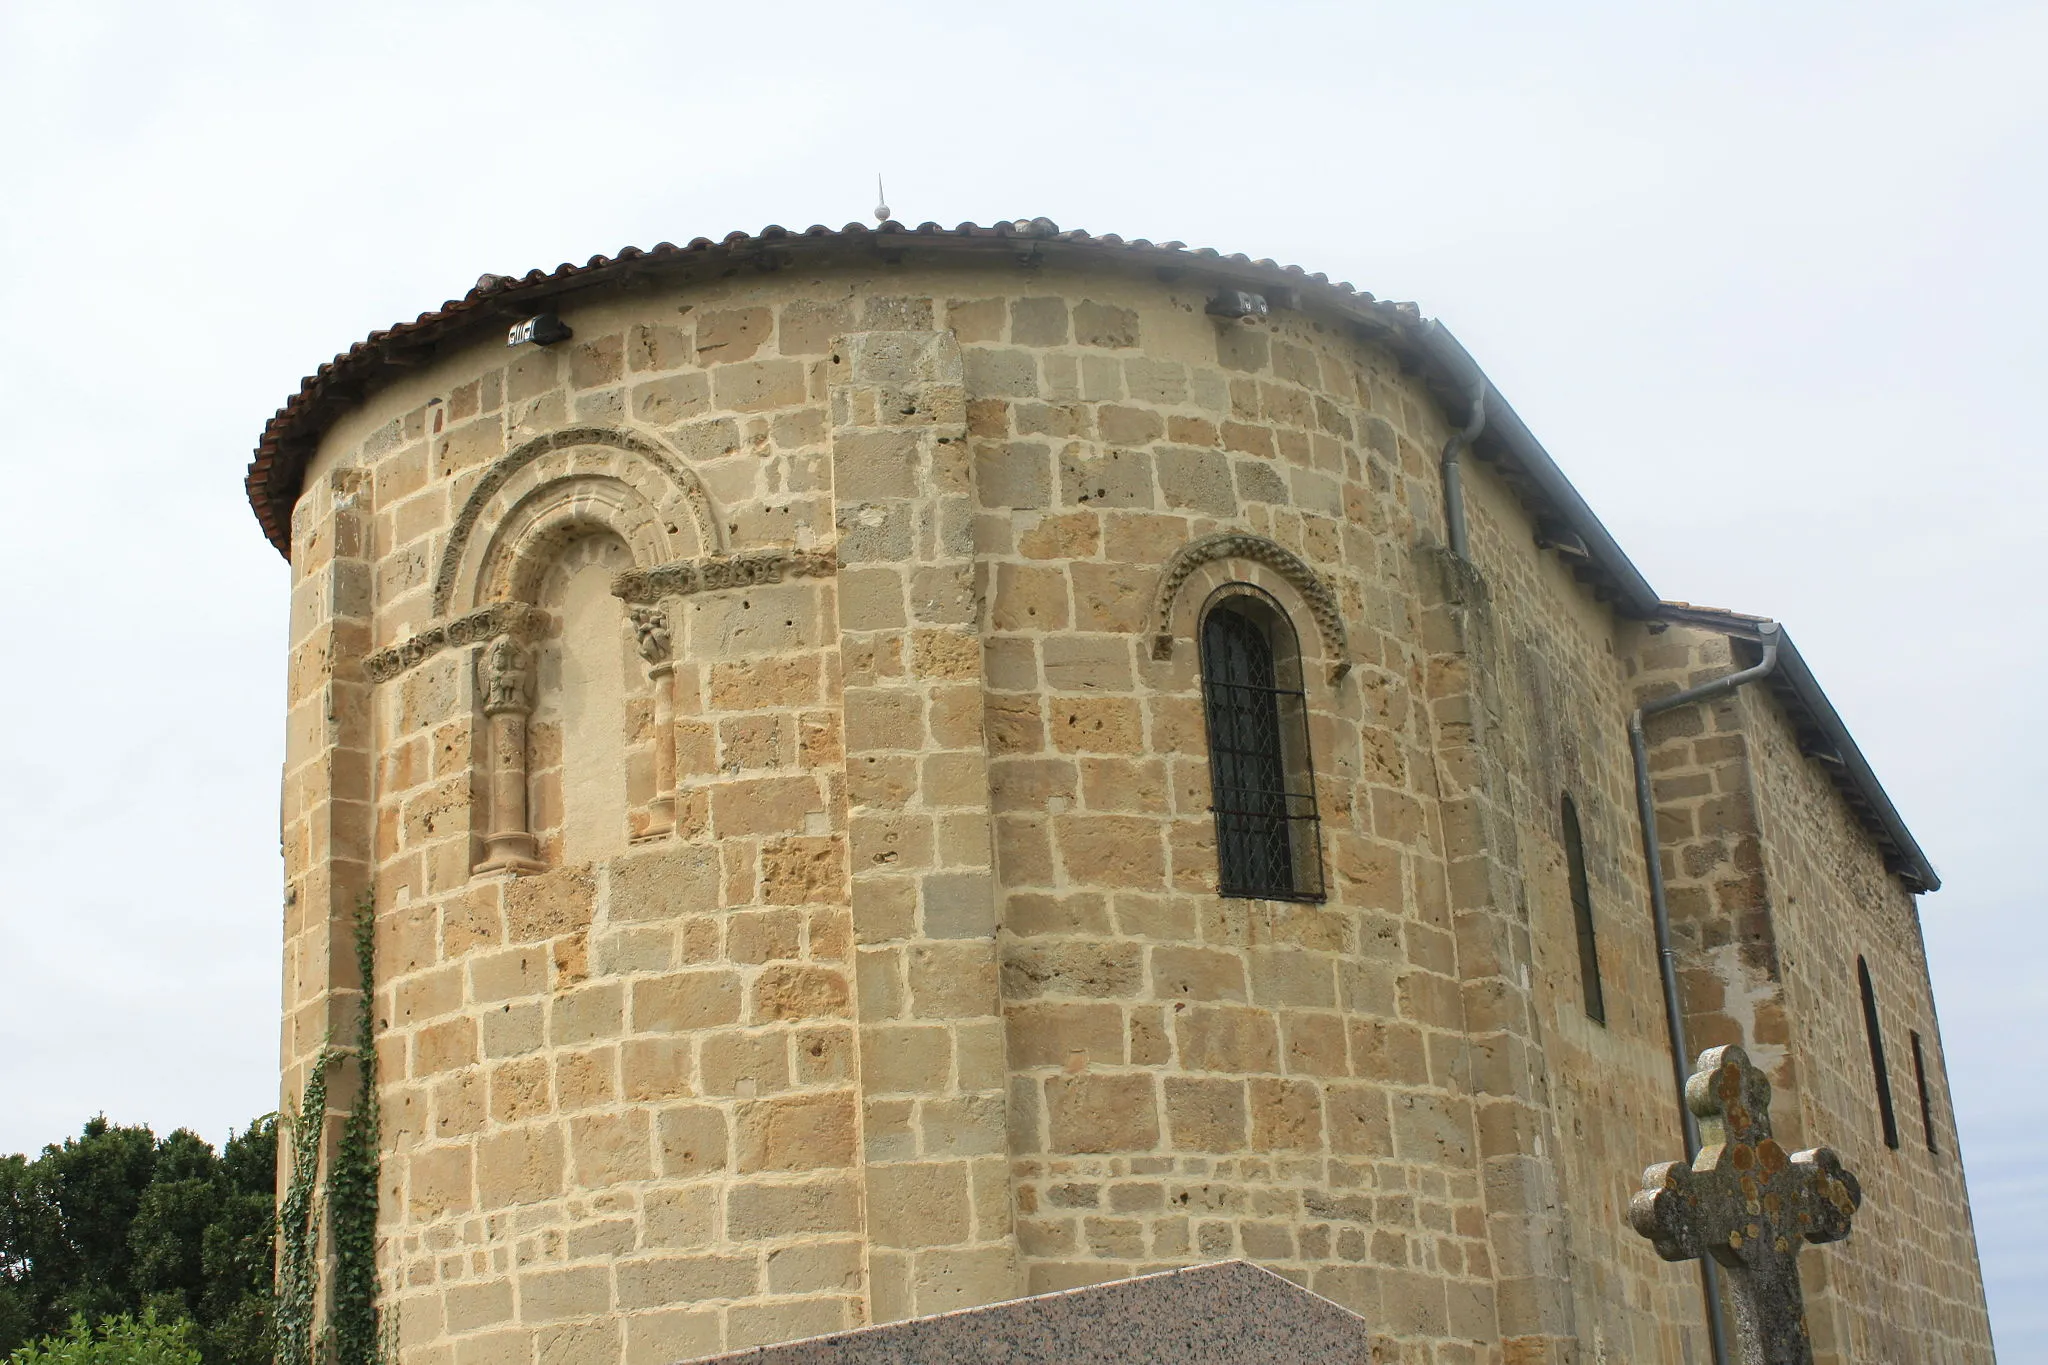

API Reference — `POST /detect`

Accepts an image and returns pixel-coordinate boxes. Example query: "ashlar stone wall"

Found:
[1628,627,1994,1363]
[275,250,1990,1365]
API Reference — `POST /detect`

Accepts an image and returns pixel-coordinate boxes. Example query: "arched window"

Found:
[1561,794,1606,1024]
[1857,956,1901,1150]
[1199,587,1323,901]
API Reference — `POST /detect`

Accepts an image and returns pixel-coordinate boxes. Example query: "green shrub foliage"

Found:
[4,1311,204,1365]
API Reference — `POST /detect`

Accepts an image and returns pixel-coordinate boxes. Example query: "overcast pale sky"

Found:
[1,0,2040,1354]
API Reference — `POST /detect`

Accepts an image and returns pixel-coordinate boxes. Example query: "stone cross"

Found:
[1630,1045,1863,1365]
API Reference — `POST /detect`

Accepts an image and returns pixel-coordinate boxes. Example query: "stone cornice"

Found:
[362,602,544,684]
[610,547,838,606]
[361,548,839,684]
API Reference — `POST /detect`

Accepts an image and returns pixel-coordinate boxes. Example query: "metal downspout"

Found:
[1628,622,1780,1365]
[1440,383,1487,560]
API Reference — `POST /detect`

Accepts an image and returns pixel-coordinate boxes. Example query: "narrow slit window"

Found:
[1561,795,1606,1024]
[1857,956,1901,1150]
[1911,1030,1938,1154]
[1199,588,1323,902]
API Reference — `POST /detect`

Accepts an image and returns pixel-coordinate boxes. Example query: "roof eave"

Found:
[1658,606,1940,894]
[244,222,1426,556]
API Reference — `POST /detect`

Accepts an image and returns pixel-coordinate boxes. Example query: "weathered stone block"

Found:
[519,1265,612,1323]
[1046,1073,1159,1153]
[1074,301,1138,349]
[1150,946,1248,1002]
[859,1024,951,1095]
[921,871,995,939]
[1173,1005,1280,1073]
[610,845,719,922]
[753,963,851,1022]
[1011,298,1071,347]
[631,971,741,1032]
[505,865,597,941]
[867,1161,972,1247]
[631,373,711,426]
[715,359,807,412]
[736,1091,857,1172]
[655,1104,729,1178]
[1002,941,1144,1000]
[475,1123,565,1205]
[700,1030,792,1095]
[1164,1076,1248,1151]
[617,1255,759,1312]
[1249,1077,1323,1150]
[570,1110,653,1185]
[726,1177,861,1240]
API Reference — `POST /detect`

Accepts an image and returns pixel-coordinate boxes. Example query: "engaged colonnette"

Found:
[248,218,1993,1364]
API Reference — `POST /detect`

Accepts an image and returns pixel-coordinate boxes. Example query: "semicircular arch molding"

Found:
[1152,532,1351,681]
[434,426,721,615]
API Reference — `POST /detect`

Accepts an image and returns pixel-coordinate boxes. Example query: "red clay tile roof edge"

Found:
[242,218,1426,558]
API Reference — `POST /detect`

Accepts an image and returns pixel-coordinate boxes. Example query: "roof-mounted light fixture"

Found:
[1206,289,1269,321]
[507,313,572,348]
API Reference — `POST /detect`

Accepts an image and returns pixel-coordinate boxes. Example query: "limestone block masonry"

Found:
[259,227,1994,1365]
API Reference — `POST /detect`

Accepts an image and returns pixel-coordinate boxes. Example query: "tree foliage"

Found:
[0,1119,275,1365]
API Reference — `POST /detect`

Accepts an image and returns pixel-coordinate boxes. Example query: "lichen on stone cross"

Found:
[1630,1045,1863,1365]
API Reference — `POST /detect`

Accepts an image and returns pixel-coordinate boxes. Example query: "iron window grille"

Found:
[1199,594,1325,902]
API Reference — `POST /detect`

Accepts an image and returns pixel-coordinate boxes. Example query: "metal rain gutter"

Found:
[1655,610,1940,895]
[1628,621,1783,1365]
[1413,320,1663,617]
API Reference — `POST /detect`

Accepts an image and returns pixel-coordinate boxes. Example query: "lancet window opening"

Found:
[1560,794,1606,1025]
[1857,955,1901,1150]
[1910,1030,1938,1155]
[1198,586,1324,902]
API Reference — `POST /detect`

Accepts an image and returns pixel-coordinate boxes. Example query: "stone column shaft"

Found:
[477,637,544,873]
[647,659,677,835]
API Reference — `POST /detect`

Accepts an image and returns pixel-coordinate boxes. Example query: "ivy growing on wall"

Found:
[328,900,384,1365]
[274,896,384,1365]
[274,1047,327,1365]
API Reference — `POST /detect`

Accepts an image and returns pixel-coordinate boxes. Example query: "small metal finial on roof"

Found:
[874,175,890,224]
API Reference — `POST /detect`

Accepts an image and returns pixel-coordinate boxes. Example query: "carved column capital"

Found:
[627,606,672,665]
[480,636,533,715]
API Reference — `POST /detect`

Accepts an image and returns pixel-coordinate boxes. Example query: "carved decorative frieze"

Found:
[362,602,544,683]
[1150,532,1351,680]
[611,547,838,606]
